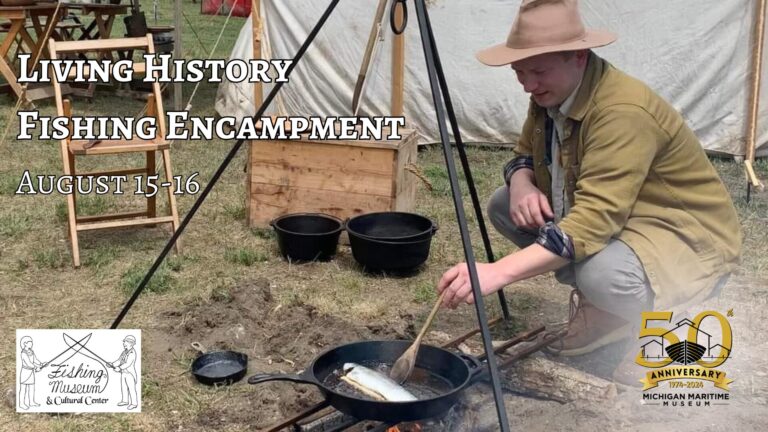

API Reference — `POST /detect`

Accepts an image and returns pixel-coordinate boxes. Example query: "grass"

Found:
[120,262,175,295]
[250,226,274,239]
[32,248,67,269]
[0,170,20,195]
[224,247,268,266]
[0,1,766,431]
[413,279,438,304]
[223,203,247,220]
[81,244,120,269]
[0,213,31,237]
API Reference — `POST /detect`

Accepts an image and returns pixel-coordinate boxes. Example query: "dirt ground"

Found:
[140,272,767,432]
[144,277,417,430]
[2,143,766,431]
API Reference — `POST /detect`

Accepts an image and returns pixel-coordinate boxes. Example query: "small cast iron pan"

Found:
[190,342,248,386]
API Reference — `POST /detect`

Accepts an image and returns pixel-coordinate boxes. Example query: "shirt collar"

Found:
[560,76,582,116]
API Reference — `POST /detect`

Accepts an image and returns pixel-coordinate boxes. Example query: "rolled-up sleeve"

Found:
[536,222,575,259]
[558,105,665,261]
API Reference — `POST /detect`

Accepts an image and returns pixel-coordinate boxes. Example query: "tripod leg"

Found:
[422,6,511,321]
[413,1,510,430]
[110,0,342,329]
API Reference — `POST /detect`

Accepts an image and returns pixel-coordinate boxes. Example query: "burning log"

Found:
[386,424,423,432]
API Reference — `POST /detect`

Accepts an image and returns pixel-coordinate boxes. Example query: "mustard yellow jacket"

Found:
[514,52,741,309]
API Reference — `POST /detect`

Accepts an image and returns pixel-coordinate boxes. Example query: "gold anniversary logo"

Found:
[635,310,734,391]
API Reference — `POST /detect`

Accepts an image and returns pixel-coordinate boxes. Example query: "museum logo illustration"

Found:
[635,310,733,407]
[16,329,141,413]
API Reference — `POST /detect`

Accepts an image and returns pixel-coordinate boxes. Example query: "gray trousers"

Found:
[487,186,655,319]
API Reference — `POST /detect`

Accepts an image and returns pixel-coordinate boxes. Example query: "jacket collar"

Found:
[565,51,608,121]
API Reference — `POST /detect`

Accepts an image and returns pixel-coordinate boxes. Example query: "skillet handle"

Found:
[247,370,316,386]
[458,354,485,378]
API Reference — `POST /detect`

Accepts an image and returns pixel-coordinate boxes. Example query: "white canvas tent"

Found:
[215,0,768,156]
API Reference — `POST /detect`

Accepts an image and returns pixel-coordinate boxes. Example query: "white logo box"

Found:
[16,329,141,413]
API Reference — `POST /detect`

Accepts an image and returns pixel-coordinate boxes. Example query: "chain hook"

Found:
[390,0,408,35]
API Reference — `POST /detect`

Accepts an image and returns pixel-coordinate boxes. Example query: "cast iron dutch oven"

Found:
[346,212,438,242]
[247,340,482,422]
[271,213,343,262]
[345,212,438,272]
[348,234,434,272]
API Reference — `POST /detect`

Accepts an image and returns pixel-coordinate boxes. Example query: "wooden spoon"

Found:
[389,291,447,384]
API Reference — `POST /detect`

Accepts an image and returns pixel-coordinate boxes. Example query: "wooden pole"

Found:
[246,0,263,225]
[391,1,405,117]
[252,0,264,110]
[352,0,389,115]
[174,0,183,110]
[745,0,766,189]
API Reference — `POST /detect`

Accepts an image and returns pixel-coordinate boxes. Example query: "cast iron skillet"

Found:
[248,340,482,422]
[192,349,248,386]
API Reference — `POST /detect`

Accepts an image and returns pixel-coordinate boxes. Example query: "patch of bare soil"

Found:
[142,273,765,431]
[144,278,414,430]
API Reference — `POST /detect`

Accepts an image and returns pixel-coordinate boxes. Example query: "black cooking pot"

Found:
[348,231,434,273]
[346,212,438,242]
[248,340,482,422]
[271,213,343,262]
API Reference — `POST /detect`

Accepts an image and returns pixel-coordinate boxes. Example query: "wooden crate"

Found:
[247,129,419,227]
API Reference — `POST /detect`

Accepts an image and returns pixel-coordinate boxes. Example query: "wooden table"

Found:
[64,3,129,97]
[0,3,65,104]
[66,3,128,42]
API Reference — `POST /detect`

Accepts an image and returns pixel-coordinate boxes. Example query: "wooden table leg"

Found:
[0,19,25,100]
[16,27,36,58]
[0,19,24,57]
[22,9,67,103]
[94,13,117,60]
[78,19,98,40]
[24,9,63,71]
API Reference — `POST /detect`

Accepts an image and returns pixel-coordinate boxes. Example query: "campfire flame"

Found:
[386,424,423,432]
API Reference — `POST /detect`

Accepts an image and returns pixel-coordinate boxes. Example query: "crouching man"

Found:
[437,0,741,383]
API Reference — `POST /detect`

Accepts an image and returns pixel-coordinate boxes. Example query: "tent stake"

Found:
[744,0,766,198]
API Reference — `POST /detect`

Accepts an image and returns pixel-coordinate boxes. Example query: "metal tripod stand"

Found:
[111,1,512,429]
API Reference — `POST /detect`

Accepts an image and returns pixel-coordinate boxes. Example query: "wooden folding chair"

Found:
[48,35,180,268]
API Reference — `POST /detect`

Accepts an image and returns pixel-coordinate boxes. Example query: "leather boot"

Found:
[546,289,633,356]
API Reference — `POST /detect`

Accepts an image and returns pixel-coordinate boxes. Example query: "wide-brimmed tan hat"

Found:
[477,0,616,66]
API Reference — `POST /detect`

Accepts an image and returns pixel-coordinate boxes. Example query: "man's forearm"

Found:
[508,166,535,188]
[496,243,569,284]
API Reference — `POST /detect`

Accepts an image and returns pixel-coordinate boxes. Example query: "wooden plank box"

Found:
[247,129,419,227]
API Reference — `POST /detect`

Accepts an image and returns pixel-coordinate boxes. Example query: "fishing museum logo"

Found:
[635,310,733,407]
[16,329,141,413]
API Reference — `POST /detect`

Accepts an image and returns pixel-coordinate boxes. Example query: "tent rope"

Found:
[134,0,237,120]
[184,0,238,112]
[182,10,210,55]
